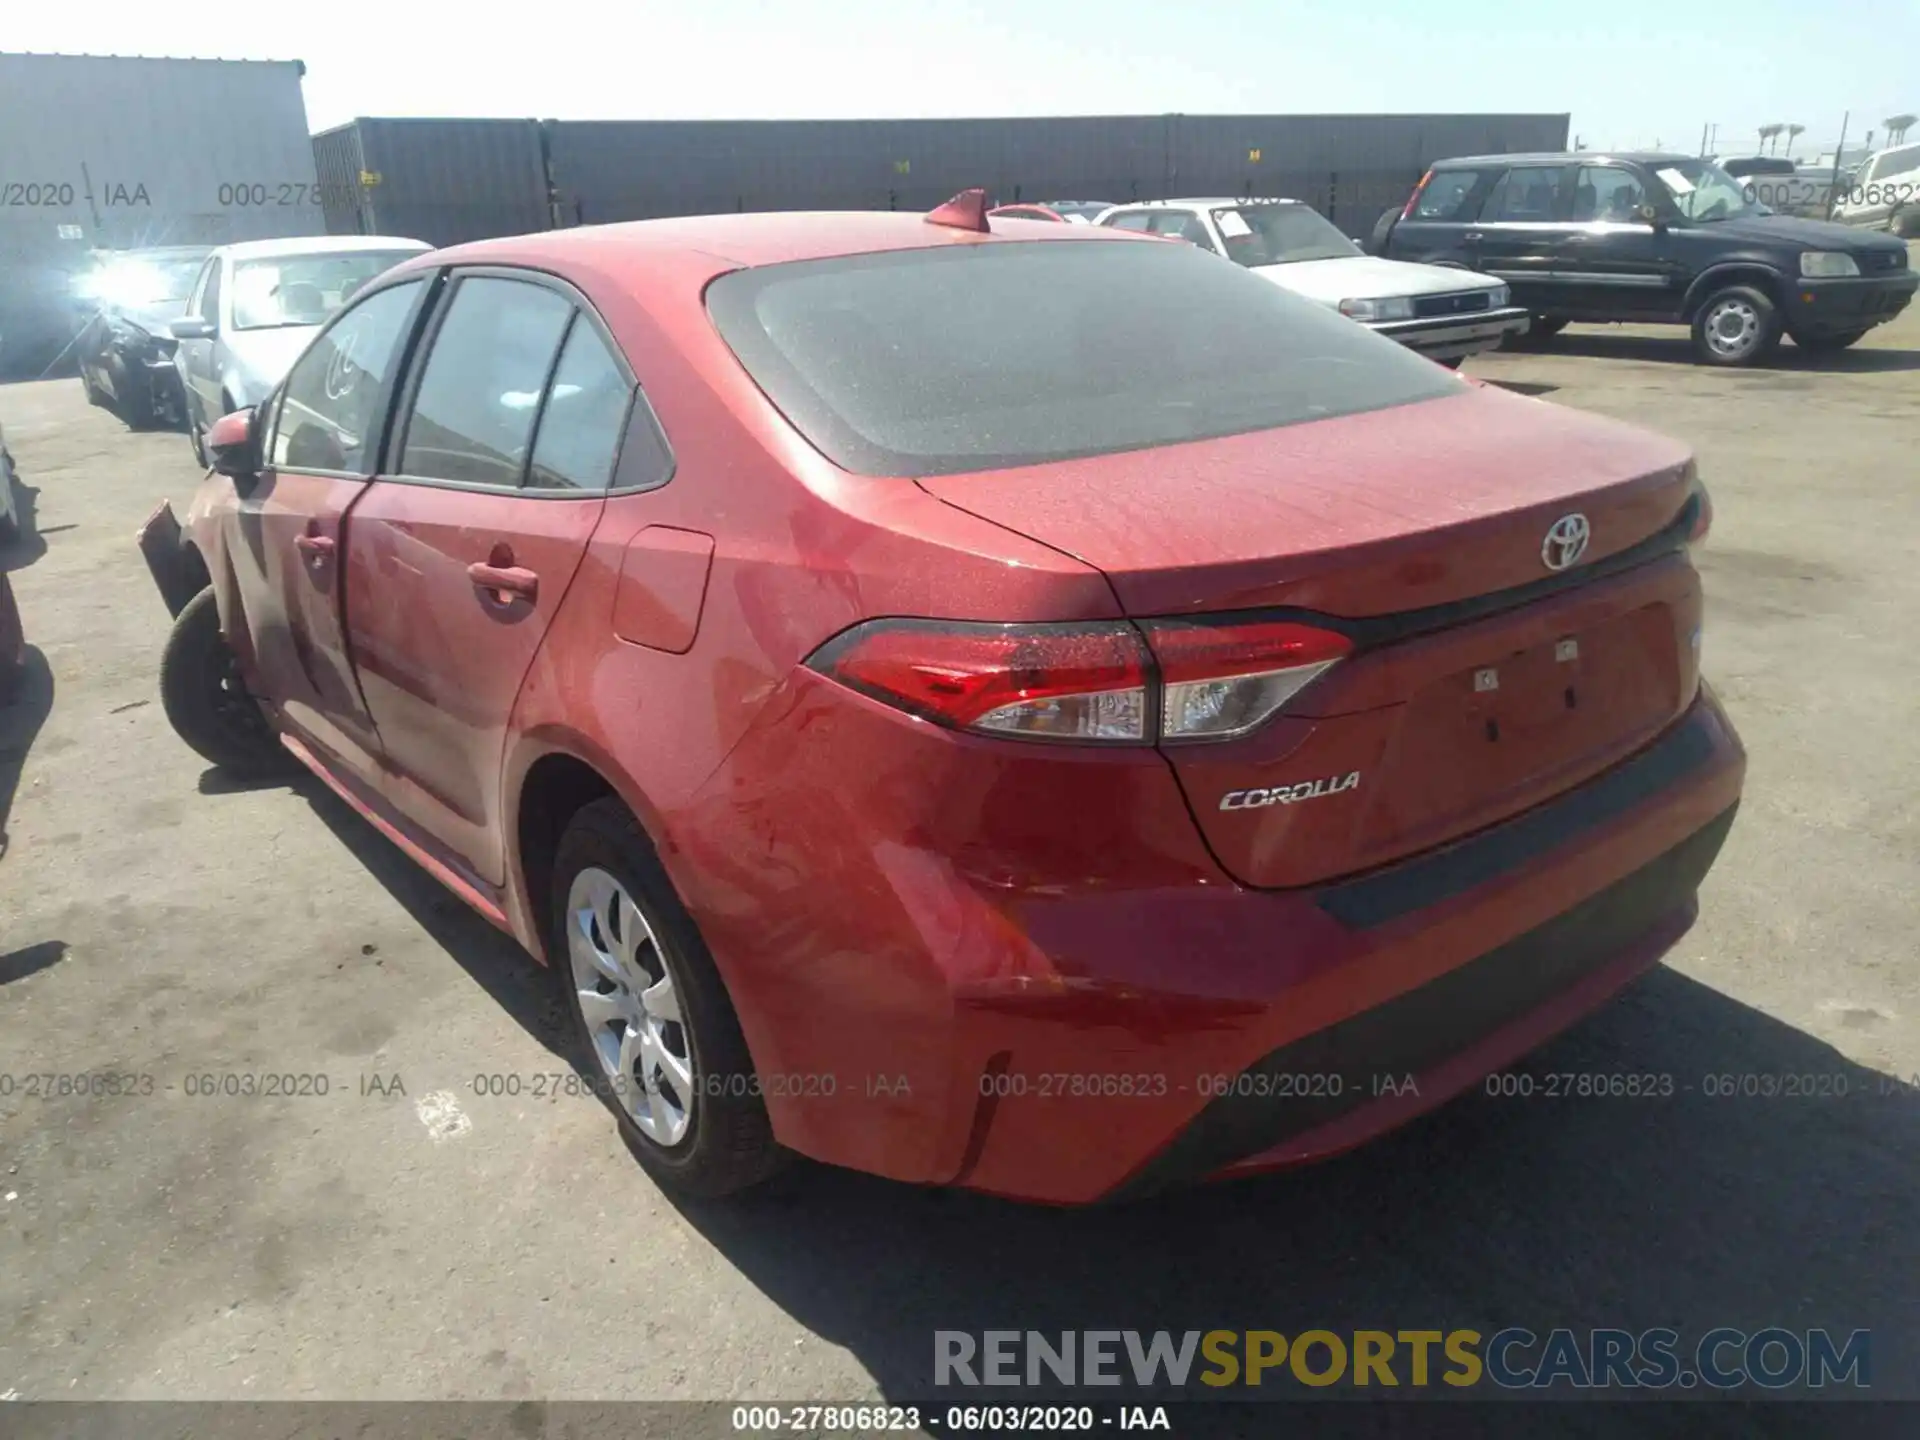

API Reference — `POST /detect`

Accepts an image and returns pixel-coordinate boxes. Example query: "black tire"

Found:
[1690,284,1782,366]
[189,424,209,468]
[1793,329,1868,353]
[159,587,287,777]
[551,797,784,1198]
[1433,355,1464,369]
[1530,316,1569,339]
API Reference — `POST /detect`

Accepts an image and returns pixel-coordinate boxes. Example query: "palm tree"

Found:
[1758,123,1784,154]
[1885,114,1917,145]
[1785,123,1805,159]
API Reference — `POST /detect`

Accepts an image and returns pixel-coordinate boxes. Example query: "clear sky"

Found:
[12,0,1919,157]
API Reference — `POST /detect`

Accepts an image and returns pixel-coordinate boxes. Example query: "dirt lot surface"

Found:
[2,279,1916,1425]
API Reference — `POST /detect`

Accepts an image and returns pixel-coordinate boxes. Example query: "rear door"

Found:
[1555,164,1682,318]
[1379,166,1492,262]
[342,269,630,884]
[229,276,432,775]
[1469,164,1576,310]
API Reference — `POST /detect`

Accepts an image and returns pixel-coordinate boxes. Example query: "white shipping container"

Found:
[1,52,326,377]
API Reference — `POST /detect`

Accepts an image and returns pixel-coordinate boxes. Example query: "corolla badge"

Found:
[1220,772,1361,811]
[1541,513,1591,571]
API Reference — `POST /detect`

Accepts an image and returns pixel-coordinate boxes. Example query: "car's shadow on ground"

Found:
[292,775,574,1048]
[268,773,1918,1434]
[0,647,55,860]
[662,971,1918,1434]
[1,468,49,573]
[1542,332,1920,372]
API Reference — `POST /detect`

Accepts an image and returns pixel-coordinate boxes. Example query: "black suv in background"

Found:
[1372,152,1916,365]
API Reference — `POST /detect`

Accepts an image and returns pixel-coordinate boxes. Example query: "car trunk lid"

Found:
[918,384,1705,888]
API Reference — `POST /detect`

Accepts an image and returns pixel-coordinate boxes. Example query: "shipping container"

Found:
[0,52,324,379]
[312,118,551,248]
[295,110,1569,254]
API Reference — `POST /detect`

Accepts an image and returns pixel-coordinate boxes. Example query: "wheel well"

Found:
[1685,267,1783,320]
[516,753,618,949]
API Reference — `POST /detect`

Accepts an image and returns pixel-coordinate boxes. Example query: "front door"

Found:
[227,276,431,776]
[1468,163,1574,312]
[344,272,630,884]
[1554,164,1681,319]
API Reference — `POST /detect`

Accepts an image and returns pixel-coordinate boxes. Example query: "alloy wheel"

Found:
[566,866,696,1146]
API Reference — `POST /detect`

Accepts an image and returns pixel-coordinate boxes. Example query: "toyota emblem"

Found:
[1541,513,1590,571]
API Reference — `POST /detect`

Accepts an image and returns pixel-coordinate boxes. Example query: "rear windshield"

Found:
[706,239,1456,477]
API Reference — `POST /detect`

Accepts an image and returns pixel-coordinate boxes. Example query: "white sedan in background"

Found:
[1096,197,1530,365]
[168,234,431,464]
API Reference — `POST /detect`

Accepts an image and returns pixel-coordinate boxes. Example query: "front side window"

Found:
[706,239,1455,478]
[1480,166,1569,222]
[1210,204,1360,267]
[272,280,423,474]
[232,250,423,331]
[399,277,575,488]
[1649,161,1763,222]
[1412,170,1482,220]
[204,263,223,325]
[1572,167,1650,223]
[528,320,634,491]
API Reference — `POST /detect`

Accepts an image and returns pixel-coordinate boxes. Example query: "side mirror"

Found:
[169,316,216,341]
[207,407,262,487]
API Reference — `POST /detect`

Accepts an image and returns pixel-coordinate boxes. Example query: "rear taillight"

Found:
[1401,169,1433,221]
[807,616,1351,745]
[1140,618,1353,741]
[807,620,1150,742]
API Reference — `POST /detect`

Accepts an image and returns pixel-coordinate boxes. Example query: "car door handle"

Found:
[468,562,539,601]
[1463,231,1485,241]
[294,533,335,560]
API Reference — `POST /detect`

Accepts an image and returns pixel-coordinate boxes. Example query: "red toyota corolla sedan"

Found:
[137,194,1744,1205]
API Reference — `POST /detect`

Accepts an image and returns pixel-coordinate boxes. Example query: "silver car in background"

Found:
[169,234,431,463]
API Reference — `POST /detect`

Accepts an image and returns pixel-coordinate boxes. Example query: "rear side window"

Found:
[1480,166,1568,222]
[706,239,1456,478]
[1144,211,1218,252]
[527,320,634,491]
[1412,170,1481,220]
[1872,144,1920,179]
[1104,212,1155,232]
[399,276,574,488]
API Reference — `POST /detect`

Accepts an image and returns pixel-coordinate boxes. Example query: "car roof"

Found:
[1433,151,1696,168]
[214,234,432,261]
[413,210,1148,277]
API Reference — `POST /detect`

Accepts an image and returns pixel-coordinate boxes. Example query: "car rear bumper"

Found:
[1367,305,1532,359]
[675,675,1746,1205]
[1783,272,1917,333]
